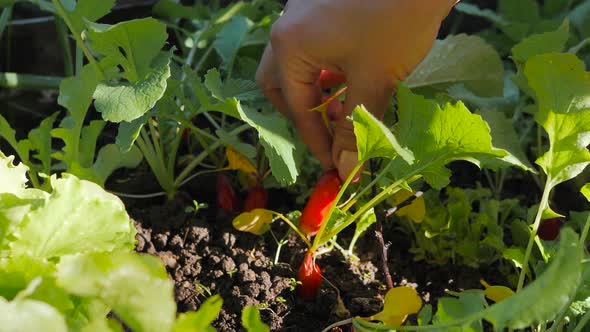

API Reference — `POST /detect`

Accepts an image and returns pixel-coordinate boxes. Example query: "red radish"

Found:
[297,251,322,300]
[299,169,342,236]
[243,186,268,212]
[538,218,563,241]
[318,69,346,89]
[216,174,239,214]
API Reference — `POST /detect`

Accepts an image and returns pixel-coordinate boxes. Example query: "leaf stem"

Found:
[0,72,63,89]
[273,213,311,248]
[516,179,552,292]
[51,0,105,80]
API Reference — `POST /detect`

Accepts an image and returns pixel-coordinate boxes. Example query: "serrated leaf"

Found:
[352,105,413,163]
[405,34,504,97]
[0,151,29,195]
[525,54,590,188]
[236,103,299,185]
[173,295,222,332]
[477,109,535,172]
[389,85,505,189]
[242,306,270,332]
[57,252,175,332]
[483,228,582,328]
[28,112,59,175]
[10,175,135,258]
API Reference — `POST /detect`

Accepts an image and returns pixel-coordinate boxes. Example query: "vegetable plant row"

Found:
[0,0,590,331]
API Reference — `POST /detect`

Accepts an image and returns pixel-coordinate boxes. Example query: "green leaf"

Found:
[57,252,176,332]
[0,296,67,332]
[152,0,206,20]
[433,292,486,332]
[236,102,300,185]
[568,0,590,36]
[93,52,171,122]
[173,295,222,332]
[525,53,590,188]
[389,85,505,189]
[418,304,433,326]
[242,305,270,332]
[511,21,569,64]
[10,175,136,258]
[498,0,539,24]
[28,112,59,176]
[214,15,251,70]
[0,151,29,195]
[483,228,583,328]
[477,109,535,172]
[454,3,508,27]
[204,68,261,101]
[352,105,413,163]
[405,34,504,97]
[115,115,146,152]
[582,183,590,202]
[92,144,143,186]
[64,0,116,33]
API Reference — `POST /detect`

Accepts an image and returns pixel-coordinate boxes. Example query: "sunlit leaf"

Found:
[480,279,514,303]
[242,305,270,332]
[232,209,274,235]
[391,189,425,223]
[369,286,422,326]
[226,146,257,175]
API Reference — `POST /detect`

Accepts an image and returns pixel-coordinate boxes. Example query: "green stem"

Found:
[0,6,13,42]
[0,73,63,89]
[51,0,105,80]
[572,310,590,332]
[516,180,552,292]
[341,159,396,213]
[194,43,214,73]
[311,161,364,251]
[54,15,73,76]
[174,123,250,186]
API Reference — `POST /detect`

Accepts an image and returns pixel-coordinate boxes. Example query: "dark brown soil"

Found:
[126,193,501,332]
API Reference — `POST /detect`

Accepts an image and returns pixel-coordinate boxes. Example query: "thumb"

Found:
[332,71,396,180]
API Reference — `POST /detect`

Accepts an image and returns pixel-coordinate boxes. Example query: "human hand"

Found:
[256,0,458,180]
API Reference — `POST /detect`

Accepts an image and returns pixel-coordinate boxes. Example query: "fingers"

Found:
[257,27,334,169]
[332,70,396,180]
[256,45,290,119]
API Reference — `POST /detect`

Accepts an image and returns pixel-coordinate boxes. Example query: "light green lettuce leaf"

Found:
[9,174,135,258]
[0,295,67,332]
[0,151,29,195]
[57,252,176,332]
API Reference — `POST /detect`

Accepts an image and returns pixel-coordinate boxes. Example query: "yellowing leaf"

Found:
[232,209,274,235]
[480,279,514,303]
[308,86,347,135]
[226,146,257,175]
[392,189,425,223]
[369,286,422,326]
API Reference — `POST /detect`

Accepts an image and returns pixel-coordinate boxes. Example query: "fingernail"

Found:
[338,150,360,182]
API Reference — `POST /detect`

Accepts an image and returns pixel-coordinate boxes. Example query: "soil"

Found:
[124,187,501,332]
